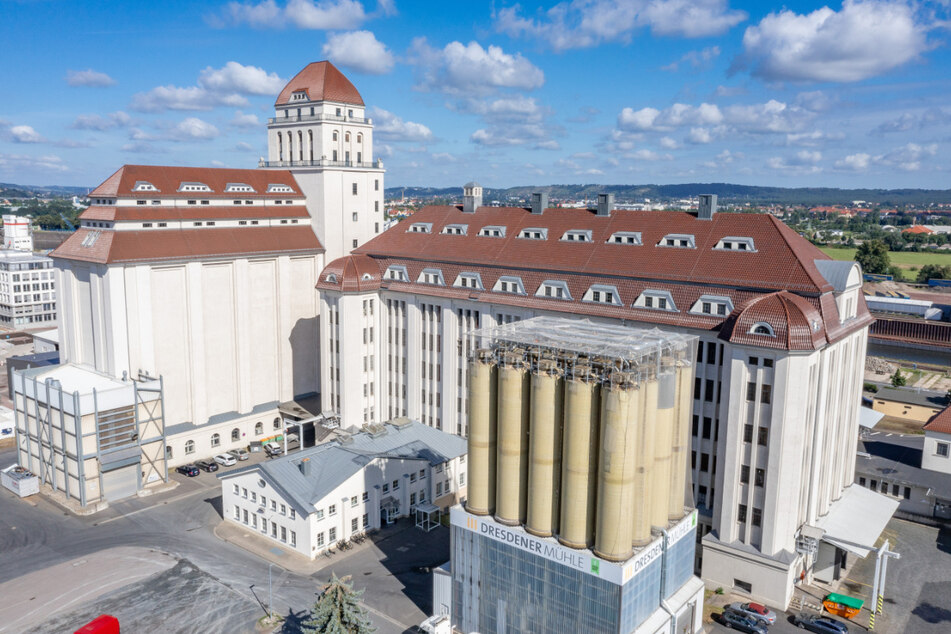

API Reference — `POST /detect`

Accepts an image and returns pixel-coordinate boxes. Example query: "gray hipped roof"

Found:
[218,419,466,517]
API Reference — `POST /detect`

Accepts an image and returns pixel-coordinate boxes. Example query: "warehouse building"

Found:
[218,418,465,558]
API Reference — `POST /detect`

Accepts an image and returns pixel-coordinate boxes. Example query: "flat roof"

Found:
[873,387,948,409]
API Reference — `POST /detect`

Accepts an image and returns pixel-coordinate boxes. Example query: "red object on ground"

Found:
[74,614,120,634]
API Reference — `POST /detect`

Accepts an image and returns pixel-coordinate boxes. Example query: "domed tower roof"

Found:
[719,291,827,351]
[316,254,381,293]
[275,61,364,107]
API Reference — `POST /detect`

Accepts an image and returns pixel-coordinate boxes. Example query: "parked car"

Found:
[729,602,777,625]
[214,453,237,467]
[176,465,200,477]
[792,614,849,634]
[263,441,283,457]
[720,608,768,634]
[196,459,218,472]
[228,448,250,461]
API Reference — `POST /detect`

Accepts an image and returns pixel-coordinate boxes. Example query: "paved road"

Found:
[0,445,443,633]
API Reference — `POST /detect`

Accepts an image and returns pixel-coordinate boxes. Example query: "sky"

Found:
[2,0,951,191]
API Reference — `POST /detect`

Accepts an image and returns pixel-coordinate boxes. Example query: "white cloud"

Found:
[172,117,220,141]
[72,111,132,131]
[130,85,247,112]
[767,150,823,173]
[875,142,937,171]
[795,90,834,112]
[0,153,69,172]
[66,69,116,87]
[687,127,713,144]
[874,108,951,134]
[662,46,721,72]
[722,100,809,134]
[230,111,261,128]
[535,140,560,150]
[121,141,168,154]
[739,1,929,82]
[198,61,285,94]
[431,152,458,163]
[370,107,433,142]
[8,125,44,143]
[835,152,871,171]
[235,141,255,151]
[659,136,680,149]
[618,103,722,131]
[786,129,844,146]
[218,0,370,29]
[618,107,660,130]
[410,38,544,96]
[322,30,394,75]
[495,0,746,51]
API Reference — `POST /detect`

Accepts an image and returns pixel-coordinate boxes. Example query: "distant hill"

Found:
[385,183,951,206]
[1,182,90,199]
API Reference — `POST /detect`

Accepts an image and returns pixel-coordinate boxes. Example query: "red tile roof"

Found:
[88,165,303,198]
[719,291,827,351]
[275,61,364,107]
[51,226,322,265]
[80,205,311,222]
[320,254,381,292]
[902,225,933,234]
[924,405,951,435]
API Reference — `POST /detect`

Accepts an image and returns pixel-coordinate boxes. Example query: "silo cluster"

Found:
[465,318,696,563]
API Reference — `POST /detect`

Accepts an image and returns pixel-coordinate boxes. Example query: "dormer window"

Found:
[634,290,677,311]
[561,229,592,243]
[179,182,211,193]
[518,227,548,240]
[454,272,483,290]
[493,276,525,294]
[749,322,775,337]
[225,183,255,193]
[408,222,432,234]
[418,268,445,285]
[442,224,468,236]
[716,237,756,252]
[536,280,571,300]
[583,284,621,306]
[607,231,641,245]
[659,234,695,248]
[478,225,506,238]
[325,273,338,283]
[689,295,733,317]
[267,184,294,194]
[383,265,408,282]
[291,90,307,101]
[133,181,158,192]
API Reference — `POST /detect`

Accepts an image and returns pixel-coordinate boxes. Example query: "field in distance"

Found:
[820,247,951,273]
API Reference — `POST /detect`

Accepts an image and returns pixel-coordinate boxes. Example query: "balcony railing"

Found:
[259,158,384,169]
[268,113,371,125]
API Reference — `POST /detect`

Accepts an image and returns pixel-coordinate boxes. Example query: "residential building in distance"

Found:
[218,418,466,558]
[50,166,323,465]
[0,250,57,327]
[870,386,948,424]
[12,363,166,508]
[317,187,886,608]
[3,214,34,251]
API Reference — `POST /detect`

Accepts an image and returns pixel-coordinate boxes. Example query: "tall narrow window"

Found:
[298,130,303,161]
[308,130,314,162]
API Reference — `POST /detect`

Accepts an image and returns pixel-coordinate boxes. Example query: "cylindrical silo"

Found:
[465,353,497,516]
[558,365,600,549]
[650,371,677,529]
[594,377,638,562]
[631,377,657,545]
[494,353,531,526]
[526,359,564,537]
[668,363,693,520]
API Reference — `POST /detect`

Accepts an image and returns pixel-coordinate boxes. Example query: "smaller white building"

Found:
[0,250,57,327]
[219,418,466,559]
[3,215,33,251]
[922,406,951,475]
[32,328,59,353]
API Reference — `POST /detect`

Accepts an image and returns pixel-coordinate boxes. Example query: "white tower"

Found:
[261,61,386,263]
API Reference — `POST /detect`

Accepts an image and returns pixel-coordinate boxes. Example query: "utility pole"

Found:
[268,563,276,619]
[868,540,900,631]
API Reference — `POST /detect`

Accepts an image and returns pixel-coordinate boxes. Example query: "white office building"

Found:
[218,418,466,558]
[3,214,34,251]
[316,189,893,608]
[0,250,57,327]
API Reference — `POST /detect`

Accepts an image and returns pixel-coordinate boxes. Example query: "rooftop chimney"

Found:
[299,458,311,476]
[596,193,614,217]
[698,194,717,220]
[463,181,483,214]
[531,192,548,215]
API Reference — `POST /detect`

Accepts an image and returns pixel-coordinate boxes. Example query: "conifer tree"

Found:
[302,573,375,634]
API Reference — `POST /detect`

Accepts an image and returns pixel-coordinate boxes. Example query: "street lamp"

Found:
[268,562,277,620]
[869,540,900,630]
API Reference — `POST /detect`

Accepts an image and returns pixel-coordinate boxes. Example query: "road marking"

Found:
[96,487,211,525]
[845,577,873,589]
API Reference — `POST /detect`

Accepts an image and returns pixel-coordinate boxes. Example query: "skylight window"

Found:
[536,280,571,300]
[607,231,642,245]
[493,276,525,294]
[442,224,468,236]
[478,225,506,238]
[408,222,432,234]
[689,295,733,317]
[634,290,678,312]
[518,228,548,240]
[383,265,408,282]
[561,229,592,242]
[418,268,445,285]
[659,234,695,248]
[583,284,621,305]
[715,237,756,252]
[454,272,483,290]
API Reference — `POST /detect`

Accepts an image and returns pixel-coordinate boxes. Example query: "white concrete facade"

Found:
[3,215,33,251]
[0,250,57,327]
[923,429,951,474]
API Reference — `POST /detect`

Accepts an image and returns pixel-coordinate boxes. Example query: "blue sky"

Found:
[2,0,950,190]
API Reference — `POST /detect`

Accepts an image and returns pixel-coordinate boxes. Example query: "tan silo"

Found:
[494,352,531,526]
[593,376,638,562]
[650,371,677,529]
[526,358,564,537]
[558,364,600,549]
[631,377,657,545]
[465,352,497,516]
[668,363,693,520]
